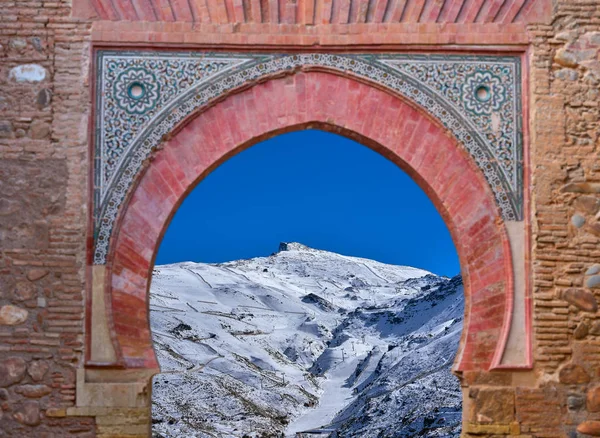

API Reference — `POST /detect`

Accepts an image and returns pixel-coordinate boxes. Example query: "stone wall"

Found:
[527,1,600,435]
[1,0,600,437]
[461,3,600,436]
[0,1,95,436]
[462,2,600,437]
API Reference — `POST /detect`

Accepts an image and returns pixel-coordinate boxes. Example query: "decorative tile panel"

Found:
[94,51,523,264]
[96,53,253,199]
[380,56,521,195]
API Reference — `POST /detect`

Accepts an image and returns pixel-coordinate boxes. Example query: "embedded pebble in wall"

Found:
[555,68,579,81]
[15,384,52,398]
[588,385,600,412]
[559,363,591,384]
[578,421,600,436]
[554,48,579,68]
[27,361,49,382]
[0,357,27,387]
[574,196,600,214]
[13,400,40,426]
[562,288,598,312]
[36,89,52,109]
[563,182,600,193]
[0,120,12,138]
[587,265,600,276]
[572,214,586,228]
[574,321,589,339]
[591,321,600,336]
[9,64,47,83]
[30,37,43,52]
[568,394,585,410]
[29,120,50,139]
[13,282,36,301]
[26,269,48,282]
[587,276,600,289]
[0,305,28,325]
[9,38,27,51]
[555,30,578,42]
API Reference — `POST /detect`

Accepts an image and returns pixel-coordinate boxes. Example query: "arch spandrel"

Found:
[92,52,524,265]
[96,71,519,373]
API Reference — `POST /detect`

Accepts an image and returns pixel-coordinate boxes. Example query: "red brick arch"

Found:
[106,70,513,372]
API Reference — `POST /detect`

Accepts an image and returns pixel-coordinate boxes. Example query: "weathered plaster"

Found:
[499,221,530,368]
[89,266,117,364]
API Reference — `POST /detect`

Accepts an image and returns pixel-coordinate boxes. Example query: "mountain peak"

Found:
[278,242,312,252]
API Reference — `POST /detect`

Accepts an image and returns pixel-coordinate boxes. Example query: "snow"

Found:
[150,243,463,438]
[286,354,359,436]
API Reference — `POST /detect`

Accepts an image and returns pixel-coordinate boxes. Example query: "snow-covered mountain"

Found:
[150,243,463,438]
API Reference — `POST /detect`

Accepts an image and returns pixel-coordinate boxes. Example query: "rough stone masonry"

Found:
[0,0,600,437]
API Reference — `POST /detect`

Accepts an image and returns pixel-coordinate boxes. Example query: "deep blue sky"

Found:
[156,130,459,277]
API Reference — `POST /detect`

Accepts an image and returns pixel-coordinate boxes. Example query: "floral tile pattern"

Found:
[381,56,520,192]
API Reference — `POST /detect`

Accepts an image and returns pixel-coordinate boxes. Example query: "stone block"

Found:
[510,421,520,435]
[470,388,515,424]
[464,423,511,435]
[463,371,513,386]
[45,408,66,417]
[76,369,152,409]
[96,422,149,436]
